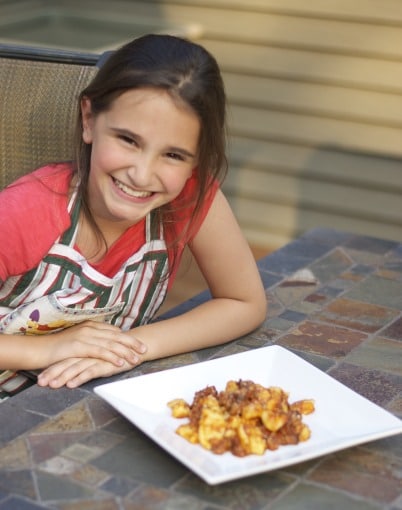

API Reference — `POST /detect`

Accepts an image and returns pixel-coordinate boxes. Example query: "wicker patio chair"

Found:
[0,44,109,190]
[0,44,109,400]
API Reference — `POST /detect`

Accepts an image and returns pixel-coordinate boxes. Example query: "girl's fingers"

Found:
[56,327,143,367]
[54,358,101,388]
[90,325,148,356]
[71,322,147,361]
[79,340,137,366]
[39,324,150,389]
[38,357,132,388]
[37,359,77,387]
[65,359,121,388]
[114,334,147,355]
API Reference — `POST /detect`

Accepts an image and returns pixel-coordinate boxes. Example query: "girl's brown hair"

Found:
[73,34,228,263]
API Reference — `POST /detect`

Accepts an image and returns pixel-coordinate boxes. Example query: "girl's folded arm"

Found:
[0,321,146,370]
[0,333,65,370]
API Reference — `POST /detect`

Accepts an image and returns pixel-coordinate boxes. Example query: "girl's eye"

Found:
[119,135,137,146]
[166,152,185,161]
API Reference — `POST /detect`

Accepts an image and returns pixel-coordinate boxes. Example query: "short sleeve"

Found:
[0,164,72,280]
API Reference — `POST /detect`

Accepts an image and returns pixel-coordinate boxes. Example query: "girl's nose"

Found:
[127,154,154,187]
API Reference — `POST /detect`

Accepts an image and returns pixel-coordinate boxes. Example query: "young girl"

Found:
[0,34,266,391]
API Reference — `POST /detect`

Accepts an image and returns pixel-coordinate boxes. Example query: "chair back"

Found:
[0,44,107,189]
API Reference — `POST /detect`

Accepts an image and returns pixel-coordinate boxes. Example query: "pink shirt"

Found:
[0,163,218,286]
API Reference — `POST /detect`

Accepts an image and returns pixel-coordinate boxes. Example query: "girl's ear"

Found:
[81,97,94,144]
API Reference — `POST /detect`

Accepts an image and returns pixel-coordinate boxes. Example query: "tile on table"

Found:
[75,429,124,453]
[12,384,87,417]
[388,393,402,417]
[125,485,208,510]
[238,332,277,347]
[51,498,120,509]
[343,234,399,255]
[250,327,282,345]
[376,266,402,281]
[264,290,285,317]
[102,416,138,437]
[86,395,120,427]
[345,275,402,309]
[313,297,400,333]
[308,248,353,284]
[35,470,96,501]
[175,471,295,510]
[278,321,367,358]
[91,434,188,487]
[274,283,318,308]
[384,243,402,265]
[100,475,141,498]
[286,300,321,316]
[264,317,297,332]
[304,285,343,306]
[279,309,307,323]
[346,263,375,277]
[62,443,106,464]
[377,250,402,280]
[345,337,402,376]
[279,457,321,476]
[338,270,368,283]
[27,432,89,465]
[258,237,332,276]
[0,496,49,510]
[324,276,359,292]
[328,362,402,407]
[391,243,402,257]
[259,481,378,510]
[138,351,199,375]
[0,403,45,446]
[307,446,402,504]
[284,349,335,372]
[38,455,81,476]
[343,247,387,267]
[362,433,402,458]
[301,227,356,247]
[69,462,110,487]
[208,342,250,360]
[31,401,94,435]
[258,270,282,290]
[0,437,31,470]
[391,494,402,510]
[382,316,402,342]
[0,470,36,500]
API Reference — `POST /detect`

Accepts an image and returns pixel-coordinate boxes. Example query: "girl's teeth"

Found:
[114,179,152,198]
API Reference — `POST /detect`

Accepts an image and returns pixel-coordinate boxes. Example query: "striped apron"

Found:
[0,192,169,398]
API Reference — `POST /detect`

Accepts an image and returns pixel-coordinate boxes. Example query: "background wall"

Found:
[1,0,402,251]
[151,0,402,250]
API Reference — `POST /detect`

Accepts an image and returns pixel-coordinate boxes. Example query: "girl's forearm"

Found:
[132,296,266,362]
[0,321,148,371]
[0,334,55,370]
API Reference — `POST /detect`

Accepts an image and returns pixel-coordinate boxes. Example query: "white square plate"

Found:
[94,345,402,484]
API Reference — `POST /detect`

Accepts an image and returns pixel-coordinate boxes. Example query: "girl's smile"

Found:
[112,177,153,199]
[81,87,200,234]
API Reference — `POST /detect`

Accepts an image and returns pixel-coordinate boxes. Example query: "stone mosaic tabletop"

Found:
[0,227,401,510]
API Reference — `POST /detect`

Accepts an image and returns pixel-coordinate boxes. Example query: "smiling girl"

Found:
[0,34,266,390]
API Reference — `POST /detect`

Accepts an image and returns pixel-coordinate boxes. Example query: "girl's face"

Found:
[81,87,200,232]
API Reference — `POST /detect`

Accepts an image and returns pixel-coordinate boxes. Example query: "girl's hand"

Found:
[47,320,147,368]
[37,356,137,389]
